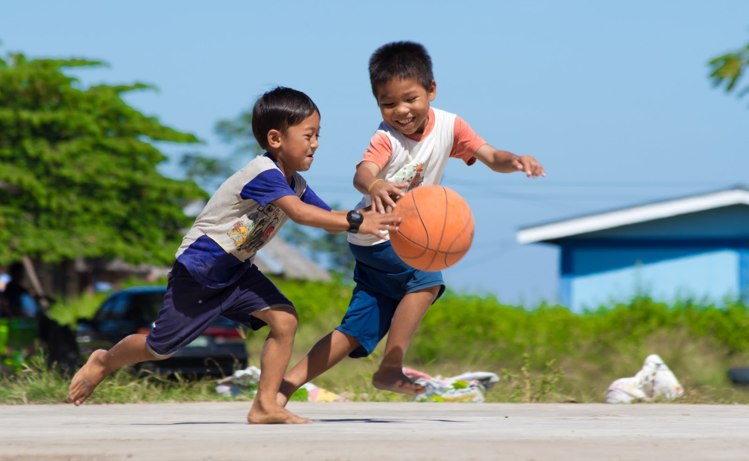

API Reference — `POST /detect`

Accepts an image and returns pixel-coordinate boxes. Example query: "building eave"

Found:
[517,186,749,244]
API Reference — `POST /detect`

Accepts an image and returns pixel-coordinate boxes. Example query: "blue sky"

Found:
[3,1,748,305]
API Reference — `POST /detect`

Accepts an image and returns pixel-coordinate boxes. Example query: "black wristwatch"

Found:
[346,209,363,233]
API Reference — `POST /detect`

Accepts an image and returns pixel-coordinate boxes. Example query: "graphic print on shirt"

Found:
[390,160,424,191]
[227,204,282,255]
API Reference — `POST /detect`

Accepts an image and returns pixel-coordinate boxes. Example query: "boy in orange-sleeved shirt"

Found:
[279,42,545,401]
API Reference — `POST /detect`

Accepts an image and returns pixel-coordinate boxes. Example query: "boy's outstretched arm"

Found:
[354,161,408,213]
[473,144,546,178]
[274,195,399,236]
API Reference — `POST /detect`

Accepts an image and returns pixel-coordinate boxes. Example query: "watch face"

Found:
[347,210,363,232]
[348,210,363,224]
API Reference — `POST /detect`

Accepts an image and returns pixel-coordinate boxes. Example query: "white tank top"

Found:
[348,108,456,246]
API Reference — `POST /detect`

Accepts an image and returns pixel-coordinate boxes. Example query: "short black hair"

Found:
[368,41,434,97]
[252,87,320,151]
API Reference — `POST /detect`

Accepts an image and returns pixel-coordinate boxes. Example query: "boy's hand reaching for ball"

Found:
[368,179,407,213]
[360,208,400,236]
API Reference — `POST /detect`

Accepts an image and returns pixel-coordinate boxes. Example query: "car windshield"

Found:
[210,316,240,328]
[129,292,165,320]
[93,290,165,325]
[92,288,242,329]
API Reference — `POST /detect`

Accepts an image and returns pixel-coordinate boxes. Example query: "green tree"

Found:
[709,39,749,101]
[0,50,208,266]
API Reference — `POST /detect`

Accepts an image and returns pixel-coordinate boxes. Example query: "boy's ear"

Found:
[267,129,282,149]
[428,80,437,101]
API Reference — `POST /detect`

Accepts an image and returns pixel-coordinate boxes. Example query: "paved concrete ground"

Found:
[1,402,747,460]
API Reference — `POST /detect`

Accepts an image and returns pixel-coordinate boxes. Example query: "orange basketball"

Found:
[390,185,474,271]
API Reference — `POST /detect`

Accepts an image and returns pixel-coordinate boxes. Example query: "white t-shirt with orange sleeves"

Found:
[348,107,486,246]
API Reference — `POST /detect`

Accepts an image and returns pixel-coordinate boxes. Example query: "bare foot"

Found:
[247,402,310,424]
[372,367,426,395]
[68,350,109,406]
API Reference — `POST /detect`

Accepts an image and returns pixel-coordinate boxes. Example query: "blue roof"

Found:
[517,184,749,244]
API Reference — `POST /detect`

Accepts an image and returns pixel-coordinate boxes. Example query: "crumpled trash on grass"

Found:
[605,354,684,403]
[403,367,500,403]
[214,366,348,402]
[215,366,262,397]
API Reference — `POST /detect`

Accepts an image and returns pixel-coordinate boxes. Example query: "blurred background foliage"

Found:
[0,50,207,266]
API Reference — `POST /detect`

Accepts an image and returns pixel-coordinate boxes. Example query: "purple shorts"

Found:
[146,262,294,357]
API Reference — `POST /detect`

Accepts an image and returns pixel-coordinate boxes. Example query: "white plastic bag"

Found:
[215,366,348,402]
[605,354,684,403]
[215,365,262,397]
[403,367,500,403]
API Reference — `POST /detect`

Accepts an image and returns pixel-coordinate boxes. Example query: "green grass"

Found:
[0,354,251,405]
[2,279,749,405]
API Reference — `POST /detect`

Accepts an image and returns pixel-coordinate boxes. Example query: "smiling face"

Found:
[374,77,436,137]
[270,111,321,177]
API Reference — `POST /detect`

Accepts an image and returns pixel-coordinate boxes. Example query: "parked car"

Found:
[76,286,248,377]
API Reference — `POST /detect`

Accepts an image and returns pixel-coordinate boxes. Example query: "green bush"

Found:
[4,278,749,404]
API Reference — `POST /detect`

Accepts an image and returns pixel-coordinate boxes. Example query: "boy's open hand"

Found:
[512,155,546,178]
[359,209,400,237]
[369,179,407,213]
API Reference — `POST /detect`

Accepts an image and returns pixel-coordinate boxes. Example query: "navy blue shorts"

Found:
[146,262,294,357]
[336,241,445,358]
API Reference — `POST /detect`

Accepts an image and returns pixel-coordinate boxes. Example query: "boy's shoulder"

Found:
[246,154,308,193]
[234,154,281,178]
[431,107,458,125]
[212,154,284,193]
[247,153,276,169]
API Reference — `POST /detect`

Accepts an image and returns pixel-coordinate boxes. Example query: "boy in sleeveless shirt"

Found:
[279,42,545,401]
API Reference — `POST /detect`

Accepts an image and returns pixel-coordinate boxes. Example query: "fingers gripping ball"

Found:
[390,185,474,271]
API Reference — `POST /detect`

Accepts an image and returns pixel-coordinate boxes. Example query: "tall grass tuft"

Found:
[0,353,250,405]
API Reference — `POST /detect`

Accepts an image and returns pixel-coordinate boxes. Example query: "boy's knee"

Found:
[277,312,299,334]
[267,306,299,335]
